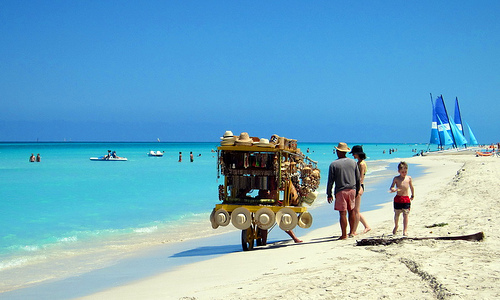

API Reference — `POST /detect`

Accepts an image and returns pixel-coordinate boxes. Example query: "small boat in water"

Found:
[90,150,127,161]
[148,150,164,157]
[90,156,128,161]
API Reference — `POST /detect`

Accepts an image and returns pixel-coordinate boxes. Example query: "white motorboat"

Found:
[148,150,164,157]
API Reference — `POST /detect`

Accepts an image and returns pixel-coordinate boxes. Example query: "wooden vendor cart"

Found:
[210,132,320,251]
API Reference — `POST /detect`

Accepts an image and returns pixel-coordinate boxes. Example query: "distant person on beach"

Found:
[350,145,371,235]
[36,154,41,162]
[29,154,35,162]
[326,142,360,240]
[190,152,194,162]
[389,161,415,236]
[178,152,182,162]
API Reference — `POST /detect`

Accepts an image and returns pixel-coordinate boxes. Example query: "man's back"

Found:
[327,157,359,196]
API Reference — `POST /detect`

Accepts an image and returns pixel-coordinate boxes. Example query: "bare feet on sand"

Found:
[363,227,372,234]
[392,227,398,235]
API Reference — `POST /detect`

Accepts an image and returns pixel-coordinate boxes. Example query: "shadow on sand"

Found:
[170,244,241,257]
[171,235,345,257]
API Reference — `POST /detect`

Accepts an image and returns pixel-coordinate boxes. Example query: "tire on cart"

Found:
[241,226,255,251]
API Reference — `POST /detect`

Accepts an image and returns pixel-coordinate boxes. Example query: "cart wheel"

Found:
[241,227,255,251]
[256,229,268,246]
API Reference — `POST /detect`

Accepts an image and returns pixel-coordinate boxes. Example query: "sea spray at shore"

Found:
[0,142,427,292]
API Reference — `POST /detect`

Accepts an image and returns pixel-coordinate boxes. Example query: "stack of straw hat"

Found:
[234,132,253,146]
[253,138,272,147]
[220,131,237,146]
[220,131,276,147]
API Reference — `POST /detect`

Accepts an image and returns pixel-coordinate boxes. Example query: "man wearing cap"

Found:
[327,142,360,240]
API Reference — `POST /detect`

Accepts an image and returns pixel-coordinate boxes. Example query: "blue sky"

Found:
[1,1,499,143]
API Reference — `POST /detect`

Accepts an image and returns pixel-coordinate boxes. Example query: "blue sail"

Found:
[454,97,464,135]
[465,122,479,145]
[449,118,468,146]
[437,115,454,145]
[434,96,454,146]
[429,98,440,144]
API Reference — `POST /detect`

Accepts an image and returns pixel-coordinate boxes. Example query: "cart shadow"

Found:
[170,236,344,258]
[264,236,345,249]
[170,244,242,258]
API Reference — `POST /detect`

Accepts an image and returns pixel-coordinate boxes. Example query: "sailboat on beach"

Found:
[427,94,478,153]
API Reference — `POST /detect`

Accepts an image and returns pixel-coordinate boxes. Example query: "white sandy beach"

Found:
[79,152,500,300]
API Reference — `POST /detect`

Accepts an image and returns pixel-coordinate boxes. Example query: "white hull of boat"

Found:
[421,147,480,156]
[90,157,128,161]
[148,151,164,157]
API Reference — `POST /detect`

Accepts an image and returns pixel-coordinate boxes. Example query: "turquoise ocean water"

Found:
[0,142,427,293]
